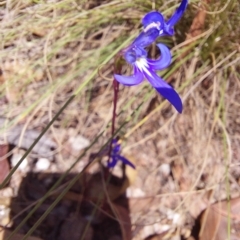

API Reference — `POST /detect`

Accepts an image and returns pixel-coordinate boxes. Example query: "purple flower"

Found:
[114,43,182,113]
[108,139,135,169]
[133,0,188,47]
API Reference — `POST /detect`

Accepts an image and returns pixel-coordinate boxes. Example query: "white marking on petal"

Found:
[135,58,152,77]
[144,22,161,32]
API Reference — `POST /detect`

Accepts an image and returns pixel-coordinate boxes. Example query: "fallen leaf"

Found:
[84,157,137,203]
[199,197,240,240]
[171,162,191,191]
[188,193,208,219]
[84,171,125,202]
[0,145,10,184]
[171,162,184,182]
[111,203,132,240]
[186,3,207,40]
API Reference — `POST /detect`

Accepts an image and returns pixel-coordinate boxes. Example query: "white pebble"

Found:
[36,158,51,171]
[154,224,170,233]
[142,225,155,239]
[11,154,28,172]
[126,187,145,198]
[167,209,182,225]
[159,163,171,176]
[69,135,90,151]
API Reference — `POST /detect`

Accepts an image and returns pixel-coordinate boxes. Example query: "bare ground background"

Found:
[0,0,240,239]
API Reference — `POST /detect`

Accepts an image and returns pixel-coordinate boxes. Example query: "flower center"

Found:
[135,58,152,77]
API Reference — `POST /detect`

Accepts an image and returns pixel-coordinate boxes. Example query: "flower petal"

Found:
[107,156,118,168]
[147,43,172,70]
[112,143,121,153]
[124,48,136,64]
[116,155,135,169]
[145,71,182,113]
[132,28,159,48]
[166,0,188,28]
[163,27,174,36]
[114,66,144,86]
[142,11,165,29]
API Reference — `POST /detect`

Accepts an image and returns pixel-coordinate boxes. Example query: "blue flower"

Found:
[114,44,182,113]
[133,0,188,47]
[107,139,135,169]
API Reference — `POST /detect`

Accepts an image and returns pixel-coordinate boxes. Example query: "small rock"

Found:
[0,205,11,226]
[142,225,155,239]
[33,66,44,81]
[68,135,90,152]
[153,223,170,234]
[126,187,145,198]
[35,158,51,171]
[0,187,13,198]
[167,209,182,225]
[11,153,28,172]
[159,163,171,176]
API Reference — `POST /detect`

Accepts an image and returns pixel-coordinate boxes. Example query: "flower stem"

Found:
[107,79,119,164]
[107,57,122,163]
[111,78,119,138]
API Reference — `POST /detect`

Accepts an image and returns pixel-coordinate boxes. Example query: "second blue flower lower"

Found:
[108,139,135,169]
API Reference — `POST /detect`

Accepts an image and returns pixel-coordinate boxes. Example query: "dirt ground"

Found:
[0,0,240,239]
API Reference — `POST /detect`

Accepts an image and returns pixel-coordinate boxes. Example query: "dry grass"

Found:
[0,0,240,239]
